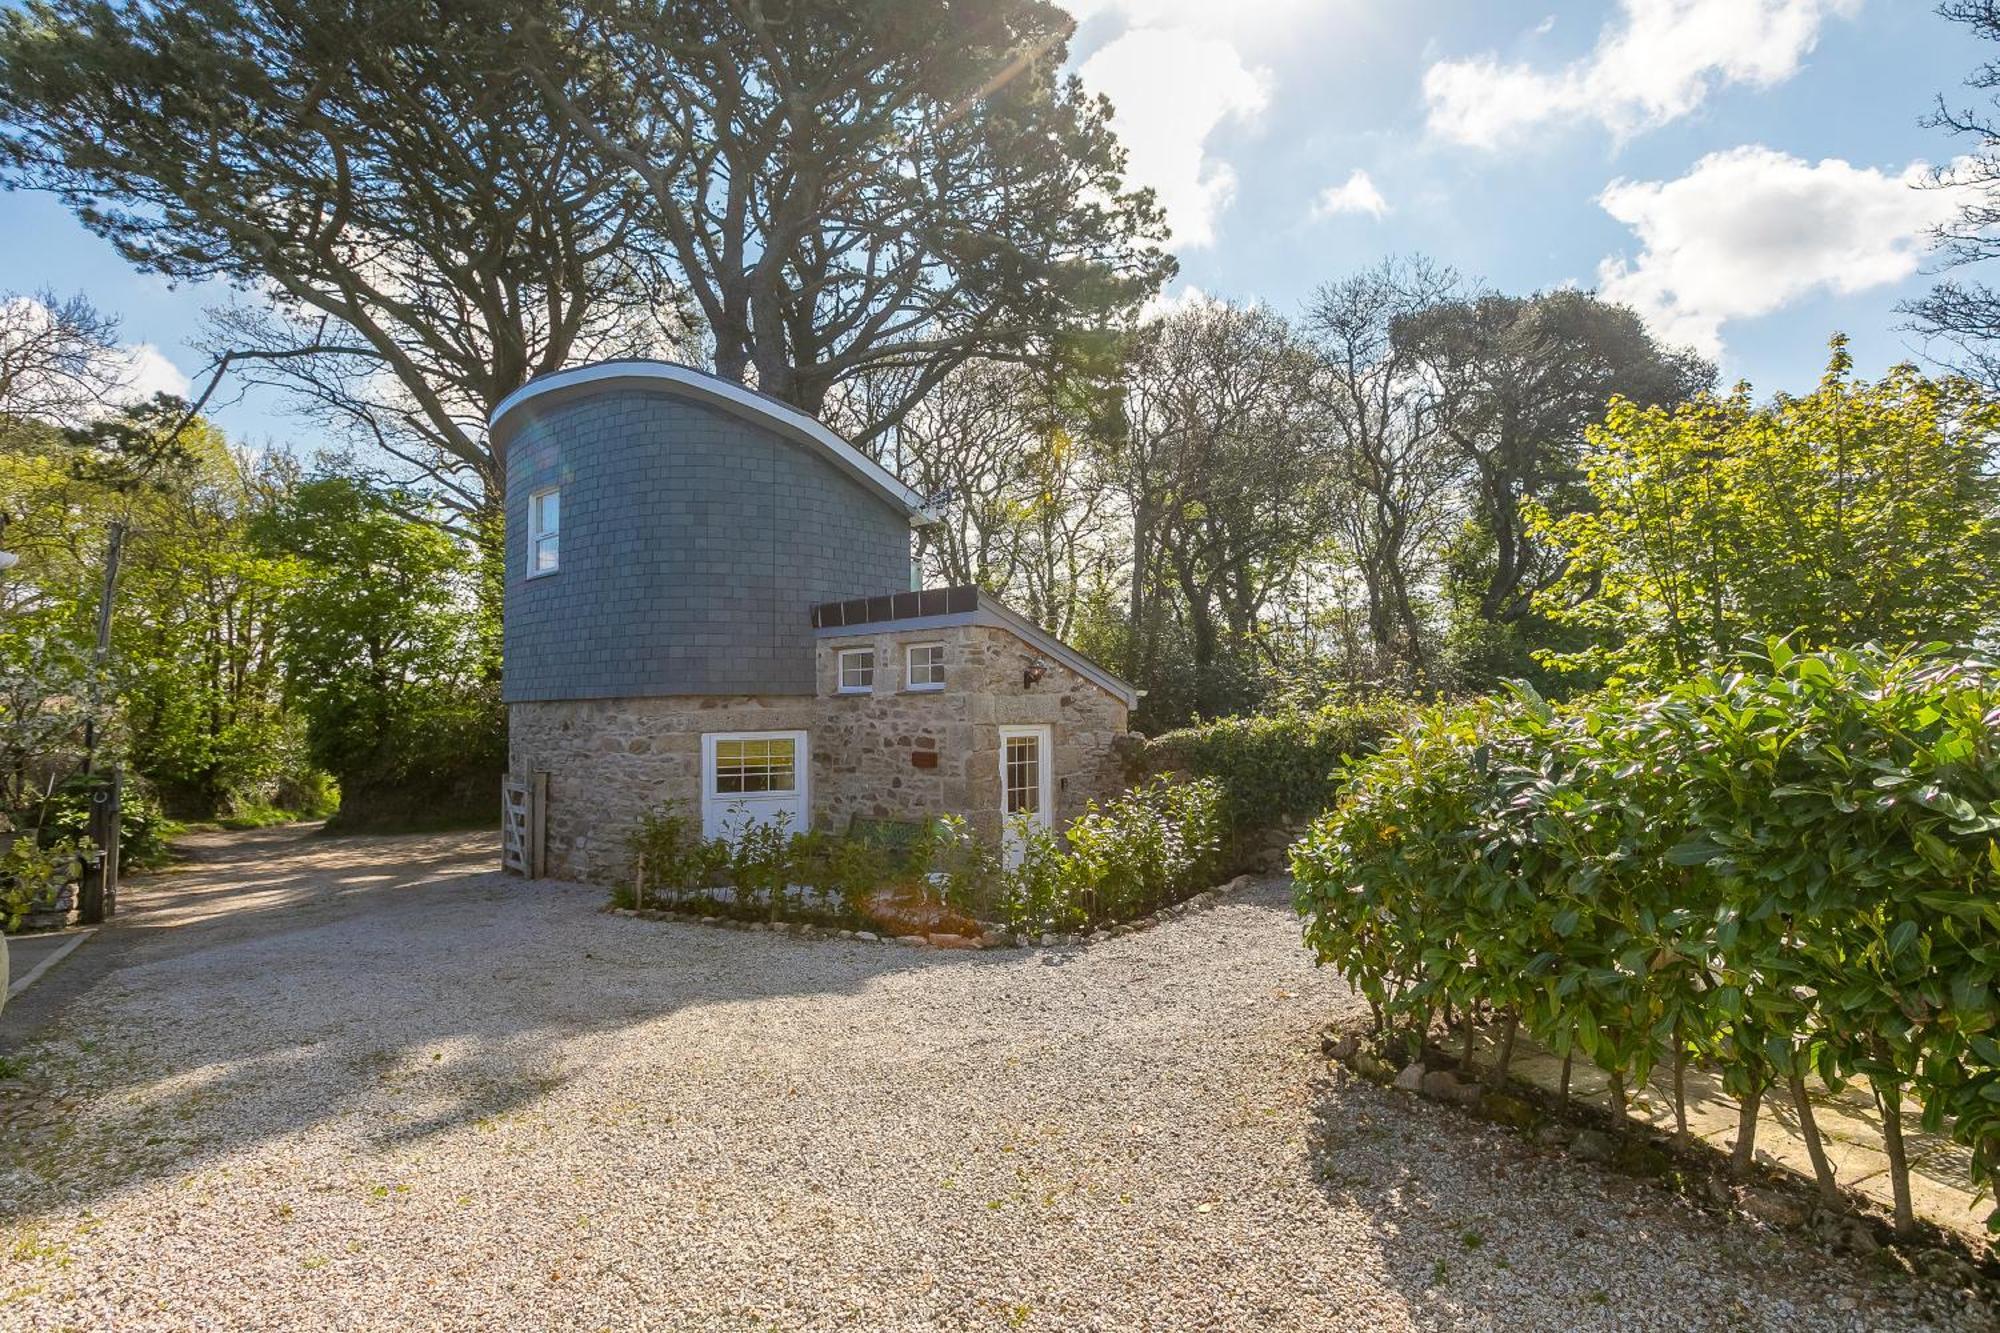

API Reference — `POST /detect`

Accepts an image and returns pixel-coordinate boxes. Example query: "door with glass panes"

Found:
[997,724,1053,867]
[701,731,809,842]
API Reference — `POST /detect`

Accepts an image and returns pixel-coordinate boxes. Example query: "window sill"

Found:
[905,683,946,693]
[836,686,874,695]
[525,566,561,581]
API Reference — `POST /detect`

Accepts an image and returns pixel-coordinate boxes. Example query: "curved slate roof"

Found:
[489,360,934,524]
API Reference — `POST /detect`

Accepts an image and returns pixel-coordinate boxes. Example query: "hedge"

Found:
[1143,701,1401,833]
[1292,642,2000,1234]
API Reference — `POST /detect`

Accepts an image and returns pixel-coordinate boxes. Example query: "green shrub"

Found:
[994,775,1227,935]
[1144,702,1400,832]
[1,833,92,930]
[910,815,1005,918]
[1292,642,2000,1233]
[616,777,1230,938]
[623,801,719,907]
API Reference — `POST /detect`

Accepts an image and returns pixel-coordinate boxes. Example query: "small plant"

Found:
[623,801,723,908]
[1,834,91,931]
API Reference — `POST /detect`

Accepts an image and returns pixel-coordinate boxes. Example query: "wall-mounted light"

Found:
[1022,656,1049,689]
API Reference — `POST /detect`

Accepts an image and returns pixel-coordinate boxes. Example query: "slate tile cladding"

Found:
[502,384,915,703]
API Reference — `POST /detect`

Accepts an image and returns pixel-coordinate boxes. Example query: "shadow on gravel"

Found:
[0,823,1031,1224]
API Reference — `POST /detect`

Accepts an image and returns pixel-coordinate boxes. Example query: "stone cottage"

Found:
[494,360,1138,883]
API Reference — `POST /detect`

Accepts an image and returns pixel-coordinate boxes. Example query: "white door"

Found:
[702,731,809,842]
[998,724,1053,867]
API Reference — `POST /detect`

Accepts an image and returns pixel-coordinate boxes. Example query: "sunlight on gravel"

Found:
[0,829,1977,1331]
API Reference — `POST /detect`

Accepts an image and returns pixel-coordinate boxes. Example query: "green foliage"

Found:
[995,776,1227,935]
[616,777,1227,937]
[252,477,503,830]
[1292,643,2000,1228]
[1143,702,1401,831]
[0,833,90,930]
[0,405,319,823]
[1532,340,2000,677]
[622,801,722,903]
[911,814,1004,918]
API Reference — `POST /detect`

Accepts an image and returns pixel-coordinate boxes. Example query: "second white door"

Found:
[998,724,1053,867]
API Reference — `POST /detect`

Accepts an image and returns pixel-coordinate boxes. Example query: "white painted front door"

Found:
[998,724,1053,867]
[701,731,809,842]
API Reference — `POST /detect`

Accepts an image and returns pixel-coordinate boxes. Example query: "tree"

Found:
[0,0,1171,518]
[1108,298,1333,720]
[530,0,1172,438]
[0,0,680,523]
[252,477,503,829]
[1,398,310,818]
[1303,260,1463,685]
[1404,291,1711,623]
[853,359,1119,638]
[0,289,129,424]
[1531,339,2000,677]
[1908,1,2000,387]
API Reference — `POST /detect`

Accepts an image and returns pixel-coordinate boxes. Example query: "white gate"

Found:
[501,773,547,877]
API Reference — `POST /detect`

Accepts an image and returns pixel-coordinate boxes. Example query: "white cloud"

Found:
[1311,169,1389,220]
[1140,282,1217,321]
[1594,146,1963,357]
[117,343,193,404]
[1076,19,1271,249]
[0,295,193,420]
[1424,0,1861,149]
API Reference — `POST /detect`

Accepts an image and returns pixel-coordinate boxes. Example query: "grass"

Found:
[0,1054,29,1079]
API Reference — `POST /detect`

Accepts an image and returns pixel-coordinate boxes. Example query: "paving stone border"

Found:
[601,872,1266,950]
[1321,1024,1999,1299]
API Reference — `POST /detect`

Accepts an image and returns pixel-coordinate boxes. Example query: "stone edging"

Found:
[602,873,1265,950]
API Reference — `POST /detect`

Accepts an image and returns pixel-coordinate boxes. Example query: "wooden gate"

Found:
[501,772,548,877]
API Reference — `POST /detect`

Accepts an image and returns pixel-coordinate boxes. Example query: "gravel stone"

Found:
[0,826,1972,1331]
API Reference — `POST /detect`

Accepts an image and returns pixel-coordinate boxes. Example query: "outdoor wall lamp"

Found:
[1022,656,1049,689]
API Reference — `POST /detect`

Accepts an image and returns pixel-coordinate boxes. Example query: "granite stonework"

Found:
[509,622,1130,885]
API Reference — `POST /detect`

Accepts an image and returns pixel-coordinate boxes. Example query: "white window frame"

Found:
[905,641,947,692]
[700,730,811,842]
[527,485,561,578]
[836,647,875,694]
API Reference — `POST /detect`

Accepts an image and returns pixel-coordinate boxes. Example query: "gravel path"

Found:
[0,827,1975,1331]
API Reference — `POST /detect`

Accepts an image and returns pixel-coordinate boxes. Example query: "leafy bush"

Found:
[616,777,1229,937]
[623,801,728,908]
[1,833,92,930]
[995,776,1226,935]
[1292,642,2000,1233]
[1144,702,1400,833]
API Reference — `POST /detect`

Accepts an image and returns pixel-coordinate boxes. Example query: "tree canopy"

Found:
[0,0,1170,517]
[1530,339,2000,678]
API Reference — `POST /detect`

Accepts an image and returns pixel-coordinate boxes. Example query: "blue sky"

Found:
[0,0,1984,450]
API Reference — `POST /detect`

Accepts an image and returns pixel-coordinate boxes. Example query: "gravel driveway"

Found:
[0,826,1974,1331]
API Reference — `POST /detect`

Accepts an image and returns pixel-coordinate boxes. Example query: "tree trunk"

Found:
[1672,1021,1688,1141]
[1788,1061,1840,1205]
[1871,1040,1916,1236]
[1730,1074,1763,1180]
[1487,1010,1519,1088]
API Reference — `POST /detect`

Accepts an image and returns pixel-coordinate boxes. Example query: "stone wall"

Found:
[811,623,1130,844]
[509,622,1133,885]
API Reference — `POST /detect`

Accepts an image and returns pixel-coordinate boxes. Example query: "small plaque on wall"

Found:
[911,750,939,770]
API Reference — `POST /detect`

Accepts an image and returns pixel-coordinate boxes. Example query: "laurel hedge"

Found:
[1292,642,2000,1234]
[1143,701,1401,832]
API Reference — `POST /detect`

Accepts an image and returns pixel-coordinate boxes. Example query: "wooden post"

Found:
[78,772,120,924]
[530,771,549,879]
